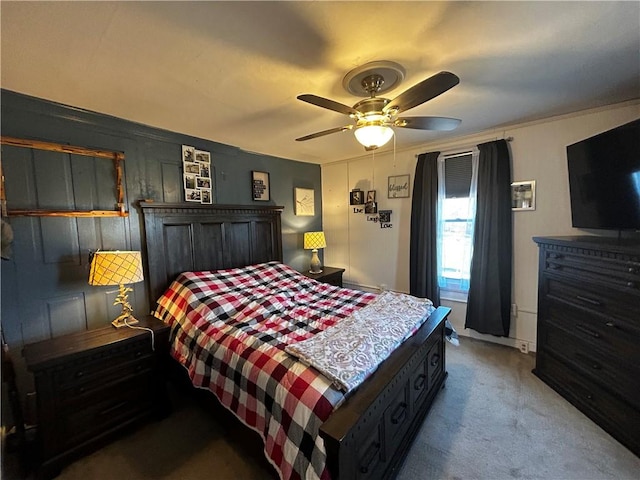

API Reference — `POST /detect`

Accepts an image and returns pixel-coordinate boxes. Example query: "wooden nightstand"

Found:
[301,266,346,287]
[23,316,170,478]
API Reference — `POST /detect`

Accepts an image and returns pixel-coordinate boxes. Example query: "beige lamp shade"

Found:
[88,251,144,286]
[303,231,326,250]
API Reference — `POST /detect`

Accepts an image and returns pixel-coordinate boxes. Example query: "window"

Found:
[437,150,478,296]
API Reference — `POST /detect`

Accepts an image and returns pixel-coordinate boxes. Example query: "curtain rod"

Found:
[415,136,513,158]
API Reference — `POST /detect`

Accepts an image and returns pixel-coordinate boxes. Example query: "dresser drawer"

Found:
[540,322,640,408]
[545,276,638,323]
[544,300,640,364]
[543,248,640,291]
[535,352,640,456]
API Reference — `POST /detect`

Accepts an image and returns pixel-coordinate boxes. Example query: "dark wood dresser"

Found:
[532,236,640,457]
[23,316,171,478]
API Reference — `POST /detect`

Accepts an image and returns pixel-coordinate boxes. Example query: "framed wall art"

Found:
[252,171,270,201]
[295,188,315,216]
[183,144,213,204]
[350,189,364,205]
[388,175,410,198]
[511,180,536,211]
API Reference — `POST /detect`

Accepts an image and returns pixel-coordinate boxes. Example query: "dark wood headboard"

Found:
[140,203,284,306]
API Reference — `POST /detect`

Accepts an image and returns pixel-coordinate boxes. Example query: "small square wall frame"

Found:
[1,136,128,217]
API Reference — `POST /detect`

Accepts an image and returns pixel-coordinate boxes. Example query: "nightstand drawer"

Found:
[59,374,155,451]
[57,356,156,403]
[53,339,154,388]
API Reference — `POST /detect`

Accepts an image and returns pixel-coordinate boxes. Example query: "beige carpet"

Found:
[4,338,640,479]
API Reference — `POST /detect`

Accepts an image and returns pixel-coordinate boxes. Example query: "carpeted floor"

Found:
[4,337,639,479]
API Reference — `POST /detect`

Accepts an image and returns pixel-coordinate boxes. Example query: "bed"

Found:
[141,203,451,480]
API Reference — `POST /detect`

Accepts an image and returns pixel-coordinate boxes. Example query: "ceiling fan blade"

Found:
[295,125,353,141]
[383,71,460,115]
[297,94,359,117]
[394,116,461,131]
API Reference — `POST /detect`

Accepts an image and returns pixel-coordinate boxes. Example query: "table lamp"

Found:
[88,250,144,328]
[303,231,326,274]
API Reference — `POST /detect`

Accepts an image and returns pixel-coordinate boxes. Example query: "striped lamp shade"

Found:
[303,232,326,250]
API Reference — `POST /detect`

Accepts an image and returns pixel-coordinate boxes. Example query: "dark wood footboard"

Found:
[320,306,450,480]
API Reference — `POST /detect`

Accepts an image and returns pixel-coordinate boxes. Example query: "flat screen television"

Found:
[566,119,640,230]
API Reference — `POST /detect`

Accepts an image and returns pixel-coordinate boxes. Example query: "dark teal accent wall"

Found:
[0,89,322,351]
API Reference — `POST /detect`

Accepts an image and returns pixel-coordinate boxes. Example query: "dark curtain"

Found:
[465,140,512,336]
[410,152,440,306]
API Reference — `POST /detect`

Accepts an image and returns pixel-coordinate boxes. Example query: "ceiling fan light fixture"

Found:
[354,124,394,149]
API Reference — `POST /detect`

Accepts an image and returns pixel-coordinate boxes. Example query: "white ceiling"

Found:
[1,1,639,164]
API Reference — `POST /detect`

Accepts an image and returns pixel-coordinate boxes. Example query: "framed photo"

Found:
[388,174,410,198]
[182,145,195,163]
[185,188,201,202]
[195,150,211,163]
[295,187,315,216]
[366,190,376,203]
[198,162,211,179]
[365,201,378,214]
[379,210,392,223]
[184,174,197,190]
[512,180,536,211]
[252,171,270,201]
[183,161,200,175]
[196,176,211,189]
[201,188,212,204]
[350,189,364,205]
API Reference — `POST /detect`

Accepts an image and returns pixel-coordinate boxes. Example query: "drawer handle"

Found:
[575,352,602,370]
[605,321,615,328]
[626,282,636,288]
[575,324,600,339]
[99,401,128,417]
[75,371,85,378]
[135,351,144,358]
[414,374,426,391]
[628,267,638,274]
[359,442,381,474]
[586,394,594,401]
[575,295,601,307]
[430,353,440,367]
[390,402,407,425]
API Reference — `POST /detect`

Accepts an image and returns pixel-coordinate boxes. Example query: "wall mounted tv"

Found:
[567,118,640,230]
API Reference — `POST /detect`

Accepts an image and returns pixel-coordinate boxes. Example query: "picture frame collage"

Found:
[182,145,213,204]
[350,188,393,228]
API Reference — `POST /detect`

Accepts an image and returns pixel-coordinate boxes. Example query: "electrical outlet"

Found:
[518,341,529,354]
[511,303,518,318]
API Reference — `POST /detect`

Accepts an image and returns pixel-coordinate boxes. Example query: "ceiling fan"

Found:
[296,62,461,150]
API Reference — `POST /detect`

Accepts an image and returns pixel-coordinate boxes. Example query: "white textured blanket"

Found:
[285,291,434,393]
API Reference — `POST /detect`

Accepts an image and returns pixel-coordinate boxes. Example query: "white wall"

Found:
[322,100,640,352]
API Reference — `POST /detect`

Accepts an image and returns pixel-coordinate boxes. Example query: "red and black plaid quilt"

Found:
[153,262,376,480]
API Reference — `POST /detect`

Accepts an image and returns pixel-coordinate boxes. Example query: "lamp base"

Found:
[309,249,323,275]
[112,314,139,329]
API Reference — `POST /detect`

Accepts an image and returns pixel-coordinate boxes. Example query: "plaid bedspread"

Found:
[153,262,376,480]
